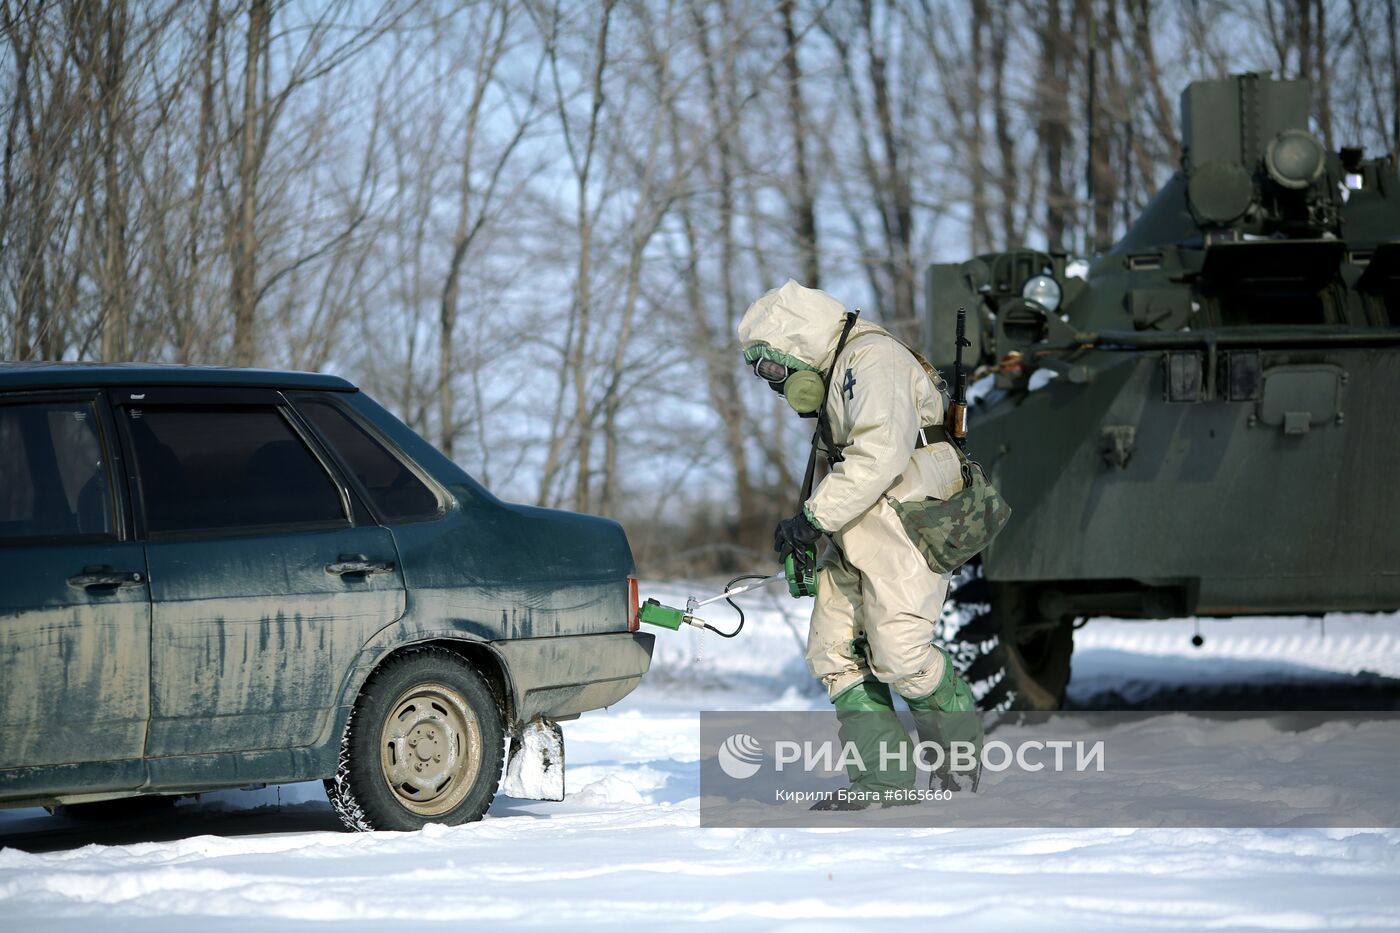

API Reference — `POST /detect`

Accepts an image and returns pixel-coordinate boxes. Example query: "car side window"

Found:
[125,406,346,535]
[298,400,441,524]
[0,400,113,541]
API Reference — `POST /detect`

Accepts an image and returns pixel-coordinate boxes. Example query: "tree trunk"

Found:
[990,3,1017,247]
[1389,0,1399,156]
[1039,0,1070,250]
[437,2,516,461]
[439,223,465,461]
[567,2,613,513]
[1087,0,1120,252]
[862,0,915,333]
[231,0,268,367]
[968,0,990,252]
[180,0,220,364]
[98,0,128,361]
[779,0,819,287]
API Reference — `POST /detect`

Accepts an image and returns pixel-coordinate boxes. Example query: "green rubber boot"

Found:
[812,678,916,809]
[905,648,984,792]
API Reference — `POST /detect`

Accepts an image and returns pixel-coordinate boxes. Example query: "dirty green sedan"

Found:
[0,364,653,831]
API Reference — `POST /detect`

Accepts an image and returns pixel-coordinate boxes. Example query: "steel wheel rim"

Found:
[378,682,482,817]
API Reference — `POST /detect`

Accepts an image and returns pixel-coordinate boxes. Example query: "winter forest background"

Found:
[2,0,1398,571]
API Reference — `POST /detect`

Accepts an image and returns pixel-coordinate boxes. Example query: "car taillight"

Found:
[627,576,640,632]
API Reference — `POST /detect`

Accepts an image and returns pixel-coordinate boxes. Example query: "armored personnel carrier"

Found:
[925,72,1400,709]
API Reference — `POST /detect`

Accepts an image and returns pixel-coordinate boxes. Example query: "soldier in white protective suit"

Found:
[738,280,979,805]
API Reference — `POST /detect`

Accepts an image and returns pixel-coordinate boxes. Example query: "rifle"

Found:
[949,306,971,449]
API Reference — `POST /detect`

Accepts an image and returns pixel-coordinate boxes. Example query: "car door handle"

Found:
[68,568,145,591]
[326,556,395,577]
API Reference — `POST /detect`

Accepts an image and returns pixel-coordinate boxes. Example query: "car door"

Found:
[0,392,150,797]
[110,386,407,760]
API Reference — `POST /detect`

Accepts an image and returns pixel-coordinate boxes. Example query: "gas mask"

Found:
[748,350,826,415]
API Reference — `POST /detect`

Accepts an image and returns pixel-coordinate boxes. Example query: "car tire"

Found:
[325,647,504,832]
[941,563,1075,711]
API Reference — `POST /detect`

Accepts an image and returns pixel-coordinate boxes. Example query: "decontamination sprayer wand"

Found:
[638,548,817,637]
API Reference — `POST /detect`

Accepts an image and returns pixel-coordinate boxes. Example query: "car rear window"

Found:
[125,406,346,535]
[298,400,440,524]
[0,400,113,541]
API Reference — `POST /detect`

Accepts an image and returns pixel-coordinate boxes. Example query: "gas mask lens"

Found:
[753,358,790,383]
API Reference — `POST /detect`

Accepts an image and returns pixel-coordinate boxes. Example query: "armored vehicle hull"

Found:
[925,74,1400,710]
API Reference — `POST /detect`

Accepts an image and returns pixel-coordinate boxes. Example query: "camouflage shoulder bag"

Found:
[888,445,1011,575]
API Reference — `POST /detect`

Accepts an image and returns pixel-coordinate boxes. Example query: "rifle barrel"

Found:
[950,306,969,444]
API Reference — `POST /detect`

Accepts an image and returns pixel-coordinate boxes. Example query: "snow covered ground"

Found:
[2,582,1398,930]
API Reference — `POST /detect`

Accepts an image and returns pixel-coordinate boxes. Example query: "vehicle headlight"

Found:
[1021,274,1062,312]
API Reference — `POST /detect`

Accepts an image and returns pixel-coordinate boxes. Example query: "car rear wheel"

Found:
[325,647,504,832]
[940,563,1074,711]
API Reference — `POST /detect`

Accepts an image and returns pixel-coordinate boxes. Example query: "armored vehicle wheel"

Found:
[941,564,1074,711]
[325,647,504,832]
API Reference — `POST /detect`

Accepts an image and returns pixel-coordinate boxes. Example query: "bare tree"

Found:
[1036,0,1074,249]
[779,0,820,287]
[222,1,398,366]
[228,0,267,366]
[436,0,537,459]
[3,0,1397,575]
[821,0,920,337]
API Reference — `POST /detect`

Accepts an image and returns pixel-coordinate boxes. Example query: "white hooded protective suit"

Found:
[737,281,965,701]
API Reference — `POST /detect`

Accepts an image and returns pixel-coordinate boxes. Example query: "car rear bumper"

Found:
[491,631,655,725]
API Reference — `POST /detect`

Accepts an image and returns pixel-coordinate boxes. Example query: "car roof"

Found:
[0,362,356,392]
